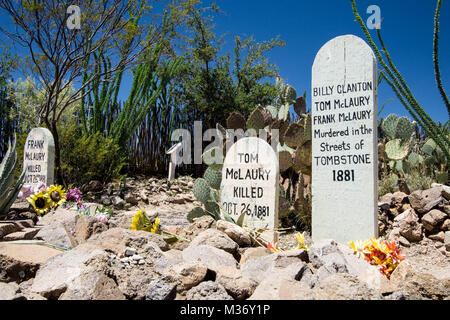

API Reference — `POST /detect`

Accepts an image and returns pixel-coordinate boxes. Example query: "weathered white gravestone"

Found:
[220,137,279,240]
[311,35,378,243]
[23,128,55,189]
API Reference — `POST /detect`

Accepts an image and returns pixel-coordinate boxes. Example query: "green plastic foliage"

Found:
[193,178,211,204]
[385,139,410,160]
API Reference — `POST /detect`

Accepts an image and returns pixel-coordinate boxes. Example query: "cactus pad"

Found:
[396,117,414,140]
[293,96,307,117]
[193,178,211,204]
[385,139,410,160]
[226,112,246,130]
[203,167,222,190]
[246,108,265,131]
[205,200,221,220]
[381,114,398,140]
[202,146,224,170]
[283,122,304,148]
[278,104,290,121]
[283,84,297,104]
[278,150,292,172]
[293,147,311,175]
[187,207,208,222]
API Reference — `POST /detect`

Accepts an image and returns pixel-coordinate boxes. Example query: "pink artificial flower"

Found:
[95,212,108,223]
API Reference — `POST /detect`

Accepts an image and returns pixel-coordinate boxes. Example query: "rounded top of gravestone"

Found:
[26,128,55,144]
[220,137,279,231]
[312,34,376,69]
[222,137,279,169]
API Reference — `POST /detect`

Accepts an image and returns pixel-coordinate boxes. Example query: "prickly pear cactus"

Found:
[246,108,265,131]
[202,146,224,171]
[396,117,414,140]
[227,112,246,130]
[385,139,410,161]
[203,167,222,190]
[193,178,211,204]
[187,206,207,222]
[381,114,399,140]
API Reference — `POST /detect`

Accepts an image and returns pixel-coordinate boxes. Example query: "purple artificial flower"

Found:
[18,185,35,198]
[66,188,82,202]
[36,182,47,192]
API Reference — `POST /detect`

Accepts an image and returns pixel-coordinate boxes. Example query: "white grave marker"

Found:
[220,137,279,239]
[166,142,183,181]
[23,128,55,189]
[311,35,378,243]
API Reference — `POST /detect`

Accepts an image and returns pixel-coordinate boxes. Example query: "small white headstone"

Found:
[311,35,378,243]
[220,137,279,240]
[166,142,183,181]
[23,128,55,189]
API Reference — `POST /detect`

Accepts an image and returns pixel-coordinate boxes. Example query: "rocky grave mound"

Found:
[0,177,449,300]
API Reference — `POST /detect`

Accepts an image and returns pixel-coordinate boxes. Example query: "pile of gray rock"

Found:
[1,177,449,300]
[378,183,450,253]
[82,176,196,210]
[1,211,449,300]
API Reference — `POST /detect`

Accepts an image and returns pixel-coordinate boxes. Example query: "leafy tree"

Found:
[0,0,165,183]
[172,6,285,128]
[8,77,81,135]
[0,45,17,158]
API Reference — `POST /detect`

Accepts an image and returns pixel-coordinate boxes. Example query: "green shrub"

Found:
[378,174,398,196]
[59,123,126,186]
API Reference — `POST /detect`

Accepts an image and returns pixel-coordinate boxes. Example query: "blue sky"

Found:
[209,0,449,123]
[1,0,449,123]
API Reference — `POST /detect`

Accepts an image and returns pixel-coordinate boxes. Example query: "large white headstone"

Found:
[220,137,279,238]
[23,128,55,189]
[311,35,378,244]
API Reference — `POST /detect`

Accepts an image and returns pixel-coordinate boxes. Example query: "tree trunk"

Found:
[50,121,65,187]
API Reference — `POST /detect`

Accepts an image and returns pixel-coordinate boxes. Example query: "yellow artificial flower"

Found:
[296,232,309,251]
[150,217,160,234]
[27,191,52,215]
[47,185,67,207]
[130,210,160,234]
[349,239,369,259]
[131,209,145,231]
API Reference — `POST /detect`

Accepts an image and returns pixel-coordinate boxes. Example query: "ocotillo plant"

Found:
[351,0,450,162]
